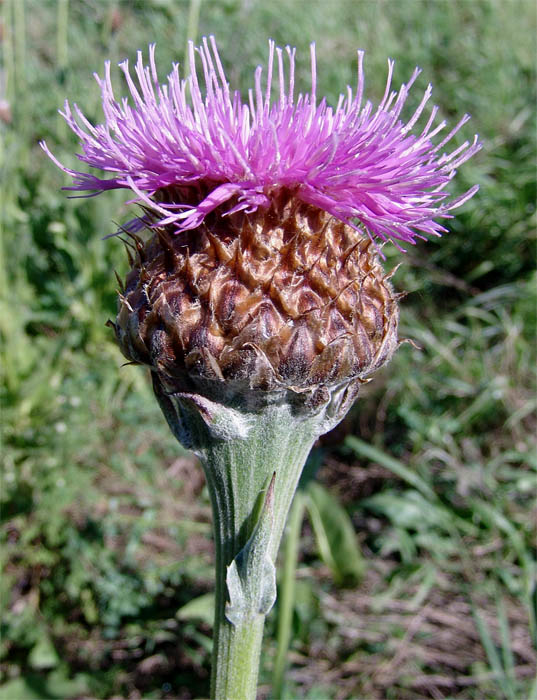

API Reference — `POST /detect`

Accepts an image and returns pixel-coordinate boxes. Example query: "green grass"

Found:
[1,0,536,698]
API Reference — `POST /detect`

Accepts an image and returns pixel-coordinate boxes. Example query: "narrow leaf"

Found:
[306,482,364,585]
[345,436,435,500]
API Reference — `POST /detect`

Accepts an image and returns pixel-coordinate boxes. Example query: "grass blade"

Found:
[272,491,306,700]
[345,436,435,500]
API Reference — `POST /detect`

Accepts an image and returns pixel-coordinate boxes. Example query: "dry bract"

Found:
[114,189,399,401]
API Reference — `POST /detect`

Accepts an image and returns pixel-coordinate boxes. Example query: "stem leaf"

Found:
[225,476,277,625]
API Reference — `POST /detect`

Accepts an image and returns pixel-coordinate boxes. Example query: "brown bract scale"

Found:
[113,188,399,403]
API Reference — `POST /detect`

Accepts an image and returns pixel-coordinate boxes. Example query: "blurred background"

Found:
[1,0,536,698]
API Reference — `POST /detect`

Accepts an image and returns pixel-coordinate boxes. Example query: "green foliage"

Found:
[1,0,535,698]
[305,483,364,586]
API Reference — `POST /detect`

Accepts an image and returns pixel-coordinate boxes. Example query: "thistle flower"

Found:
[43,37,480,245]
[43,38,480,405]
[44,40,481,700]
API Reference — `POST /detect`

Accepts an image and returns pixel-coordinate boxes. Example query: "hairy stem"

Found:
[199,403,320,700]
[153,373,354,700]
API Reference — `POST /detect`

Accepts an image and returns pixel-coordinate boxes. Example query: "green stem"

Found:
[200,403,320,700]
[153,375,353,700]
[211,610,265,700]
[56,0,69,72]
[14,0,26,95]
[2,0,15,104]
[56,0,69,138]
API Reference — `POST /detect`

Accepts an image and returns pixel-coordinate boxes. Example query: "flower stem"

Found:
[198,402,322,700]
[153,374,352,699]
[210,607,265,700]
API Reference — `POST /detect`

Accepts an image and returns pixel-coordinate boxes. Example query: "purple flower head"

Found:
[42,37,481,246]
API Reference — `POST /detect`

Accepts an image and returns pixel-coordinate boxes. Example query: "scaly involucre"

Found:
[42,37,481,245]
